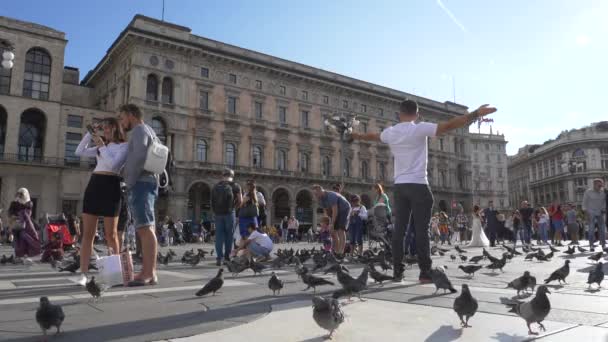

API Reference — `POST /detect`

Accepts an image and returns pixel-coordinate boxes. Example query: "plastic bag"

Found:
[97,254,123,287]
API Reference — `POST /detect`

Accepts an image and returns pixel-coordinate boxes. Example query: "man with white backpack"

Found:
[118,104,167,286]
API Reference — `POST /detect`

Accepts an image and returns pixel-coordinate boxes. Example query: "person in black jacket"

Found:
[482,201,500,247]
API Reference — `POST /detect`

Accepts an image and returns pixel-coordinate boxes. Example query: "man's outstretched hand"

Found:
[473,104,497,117]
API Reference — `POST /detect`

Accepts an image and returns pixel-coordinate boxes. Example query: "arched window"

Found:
[343,158,351,177]
[361,161,369,180]
[0,106,6,154]
[151,117,167,145]
[378,162,386,181]
[146,74,158,101]
[322,156,331,176]
[161,77,173,104]
[252,145,263,168]
[0,48,11,95]
[277,149,287,171]
[18,109,46,161]
[572,148,585,159]
[299,152,310,172]
[196,138,208,162]
[23,48,51,100]
[225,143,236,167]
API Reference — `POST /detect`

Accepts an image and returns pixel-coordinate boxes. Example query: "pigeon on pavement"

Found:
[453,284,478,328]
[85,276,104,303]
[469,255,484,264]
[587,262,604,289]
[196,268,224,296]
[486,254,507,273]
[455,245,467,254]
[483,249,500,263]
[250,259,266,275]
[458,265,483,278]
[369,264,393,285]
[334,267,369,300]
[302,273,334,293]
[544,260,570,284]
[460,255,468,262]
[36,297,65,338]
[549,245,560,253]
[578,246,588,253]
[507,271,534,296]
[226,256,250,277]
[268,272,284,296]
[506,285,551,335]
[312,296,344,340]
[430,267,457,294]
[588,252,603,262]
[564,246,575,255]
[450,254,457,262]
[58,261,79,273]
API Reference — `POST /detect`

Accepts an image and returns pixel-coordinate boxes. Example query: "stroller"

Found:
[45,214,74,251]
[369,204,391,250]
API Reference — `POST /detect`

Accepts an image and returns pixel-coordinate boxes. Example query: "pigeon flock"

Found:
[6,239,606,340]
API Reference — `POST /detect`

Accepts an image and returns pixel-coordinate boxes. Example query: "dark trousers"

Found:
[404,222,417,256]
[392,183,434,273]
[486,225,497,246]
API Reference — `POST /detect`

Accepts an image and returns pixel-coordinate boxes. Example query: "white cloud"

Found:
[575,34,590,46]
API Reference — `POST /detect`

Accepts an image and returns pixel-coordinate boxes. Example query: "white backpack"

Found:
[142,124,169,187]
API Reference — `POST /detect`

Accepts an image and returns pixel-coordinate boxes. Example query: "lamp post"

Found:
[1,39,15,69]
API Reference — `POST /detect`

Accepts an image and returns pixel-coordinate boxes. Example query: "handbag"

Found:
[97,254,124,287]
[239,202,259,218]
[142,124,169,175]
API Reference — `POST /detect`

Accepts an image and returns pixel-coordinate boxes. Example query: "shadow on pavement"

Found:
[423,325,463,342]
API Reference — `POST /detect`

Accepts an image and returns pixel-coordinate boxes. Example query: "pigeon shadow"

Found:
[510,293,532,300]
[480,272,501,277]
[490,332,529,341]
[423,325,463,342]
[585,288,602,294]
[543,284,564,290]
[408,292,455,302]
[299,337,330,342]
[558,255,577,259]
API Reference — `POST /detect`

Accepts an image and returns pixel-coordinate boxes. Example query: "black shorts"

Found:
[83,174,122,217]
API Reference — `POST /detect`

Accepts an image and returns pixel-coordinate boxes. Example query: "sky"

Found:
[2,0,607,155]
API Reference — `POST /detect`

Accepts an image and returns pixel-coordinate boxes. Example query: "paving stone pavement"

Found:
[1,241,607,341]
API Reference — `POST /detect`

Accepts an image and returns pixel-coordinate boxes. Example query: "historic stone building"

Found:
[1,15,476,226]
[469,132,509,209]
[508,122,608,208]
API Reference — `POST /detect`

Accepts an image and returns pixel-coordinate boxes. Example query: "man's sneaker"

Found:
[215,259,221,266]
[76,273,87,286]
[419,271,433,284]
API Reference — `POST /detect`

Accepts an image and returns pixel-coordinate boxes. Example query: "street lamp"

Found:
[1,39,15,69]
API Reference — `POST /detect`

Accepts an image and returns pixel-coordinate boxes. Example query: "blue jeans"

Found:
[522,221,532,244]
[247,242,271,257]
[588,212,606,248]
[214,212,235,261]
[128,181,158,229]
[538,222,549,243]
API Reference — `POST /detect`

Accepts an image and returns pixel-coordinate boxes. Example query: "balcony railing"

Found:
[0,153,94,170]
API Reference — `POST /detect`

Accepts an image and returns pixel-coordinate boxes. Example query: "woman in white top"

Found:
[537,207,550,245]
[75,118,128,285]
[468,205,490,248]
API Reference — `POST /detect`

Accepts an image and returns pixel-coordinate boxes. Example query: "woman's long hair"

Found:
[374,183,385,195]
[103,117,127,144]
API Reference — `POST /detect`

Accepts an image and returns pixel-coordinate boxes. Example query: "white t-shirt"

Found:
[248,230,273,250]
[380,122,437,184]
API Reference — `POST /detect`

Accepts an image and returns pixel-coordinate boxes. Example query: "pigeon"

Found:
[378,258,392,272]
[161,253,172,266]
[323,263,349,275]
[36,297,65,338]
[469,255,484,264]
[196,268,224,296]
[578,246,587,253]
[458,265,483,278]
[271,257,286,269]
[544,260,570,284]
[549,245,560,253]
[486,254,507,273]
[588,252,603,262]
[483,249,500,263]
[210,249,215,256]
[525,252,537,261]
[453,284,478,328]
[438,250,445,257]
[369,264,394,285]
[431,245,439,256]
[503,244,522,255]
[85,276,104,302]
[430,267,457,294]
[197,248,208,258]
[522,245,530,253]
[334,267,369,301]
[0,254,7,265]
[404,254,418,268]
[58,261,79,273]
[450,254,457,262]
[455,245,467,254]
[186,254,201,267]
[312,296,344,340]
[294,259,309,277]
[564,246,575,255]
[250,259,266,275]
[226,256,250,276]
[268,272,284,296]
[460,255,468,262]
[587,262,604,289]
[302,273,334,292]
[507,271,534,296]
[506,285,551,335]
[438,247,451,253]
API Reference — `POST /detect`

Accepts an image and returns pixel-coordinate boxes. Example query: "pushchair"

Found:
[45,214,74,250]
[368,204,391,250]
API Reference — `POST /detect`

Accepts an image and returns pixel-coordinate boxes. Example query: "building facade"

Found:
[469,132,509,209]
[1,15,476,226]
[508,122,608,208]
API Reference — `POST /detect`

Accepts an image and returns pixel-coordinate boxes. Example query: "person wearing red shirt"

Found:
[548,202,564,246]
